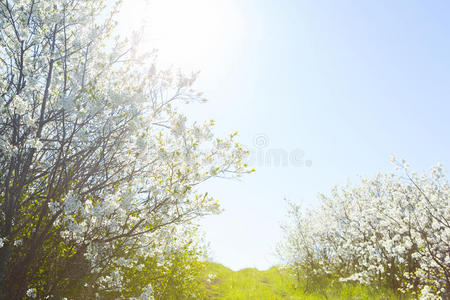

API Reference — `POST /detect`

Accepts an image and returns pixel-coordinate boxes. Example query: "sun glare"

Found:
[119,0,245,71]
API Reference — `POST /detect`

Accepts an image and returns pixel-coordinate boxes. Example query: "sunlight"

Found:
[119,0,245,71]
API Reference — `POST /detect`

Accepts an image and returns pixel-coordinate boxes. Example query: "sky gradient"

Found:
[120,0,450,270]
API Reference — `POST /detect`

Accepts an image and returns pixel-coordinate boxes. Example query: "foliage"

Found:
[121,226,209,300]
[278,160,449,299]
[0,0,250,298]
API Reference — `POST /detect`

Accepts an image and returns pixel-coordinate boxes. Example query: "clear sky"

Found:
[119,0,450,270]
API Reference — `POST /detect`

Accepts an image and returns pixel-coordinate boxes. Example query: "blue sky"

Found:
[120,0,450,270]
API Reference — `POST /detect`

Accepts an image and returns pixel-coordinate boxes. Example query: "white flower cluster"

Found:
[279,161,449,299]
[131,285,154,300]
[26,288,37,299]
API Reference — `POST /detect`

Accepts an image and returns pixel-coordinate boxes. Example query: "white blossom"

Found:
[26,288,37,299]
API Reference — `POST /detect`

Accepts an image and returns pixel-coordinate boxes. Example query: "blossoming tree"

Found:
[279,161,449,299]
[0,0,250,298]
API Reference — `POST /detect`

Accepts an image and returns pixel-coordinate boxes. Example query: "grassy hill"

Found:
[203,262,395,300]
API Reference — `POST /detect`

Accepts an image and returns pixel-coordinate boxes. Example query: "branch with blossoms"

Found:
[0,0,251,299]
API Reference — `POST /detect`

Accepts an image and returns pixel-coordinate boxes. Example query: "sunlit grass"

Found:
[204,262,397,299]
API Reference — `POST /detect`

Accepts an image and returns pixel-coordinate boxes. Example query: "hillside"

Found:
[204,262,395,300]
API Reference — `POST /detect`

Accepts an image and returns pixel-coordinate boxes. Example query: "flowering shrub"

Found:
[0,0,250,298]
[279,160,449,299]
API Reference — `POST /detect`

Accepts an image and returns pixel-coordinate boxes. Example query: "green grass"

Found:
[204,262,396,299]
